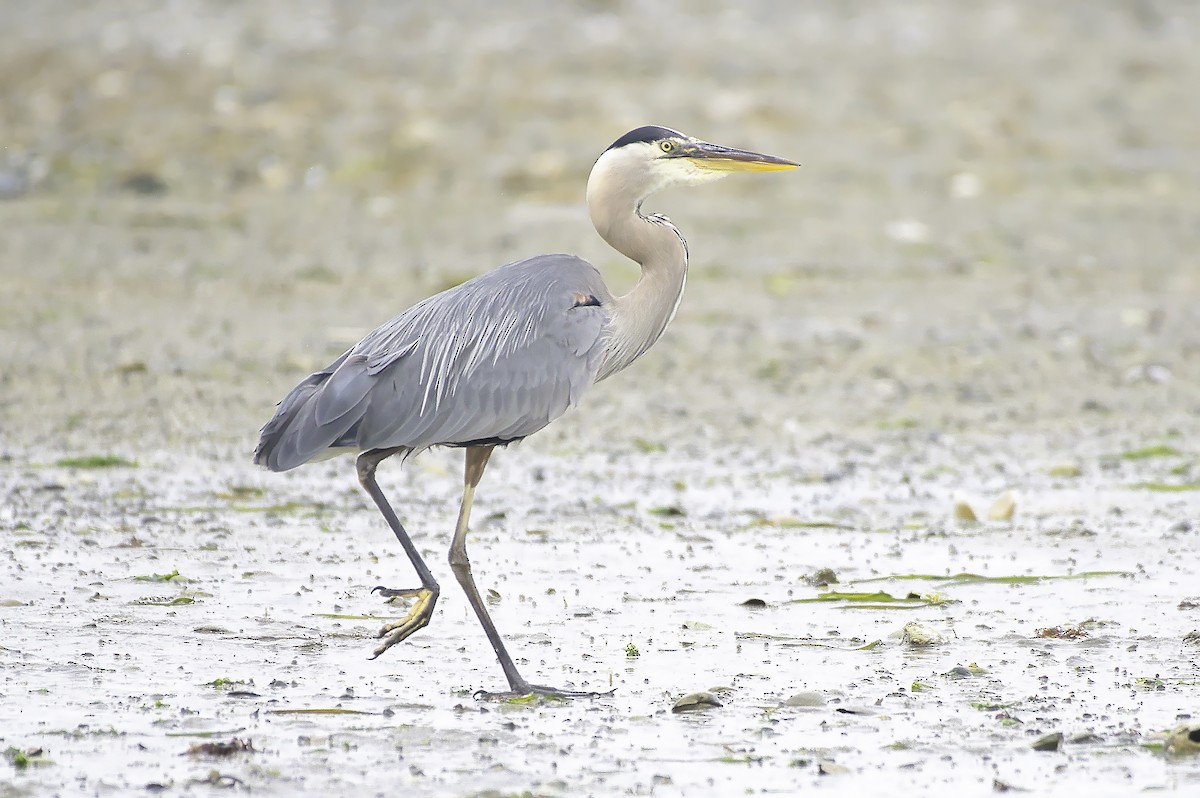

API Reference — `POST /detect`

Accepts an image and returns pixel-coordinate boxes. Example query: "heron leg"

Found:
[356,448,440,659]
[449,446,610,700]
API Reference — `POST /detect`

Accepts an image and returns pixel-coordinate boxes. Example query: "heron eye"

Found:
[659,140,673,153]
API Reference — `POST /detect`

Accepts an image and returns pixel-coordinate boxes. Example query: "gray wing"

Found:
[254,254,611,472]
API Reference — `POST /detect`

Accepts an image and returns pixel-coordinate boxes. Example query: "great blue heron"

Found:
[254,125,796,697]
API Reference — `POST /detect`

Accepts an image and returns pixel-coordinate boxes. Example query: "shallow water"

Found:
[2,1,1200,795]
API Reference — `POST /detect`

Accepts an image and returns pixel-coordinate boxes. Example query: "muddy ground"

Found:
[2,1,1199,795]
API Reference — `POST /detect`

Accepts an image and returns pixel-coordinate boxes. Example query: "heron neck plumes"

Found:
[586,156,689,382]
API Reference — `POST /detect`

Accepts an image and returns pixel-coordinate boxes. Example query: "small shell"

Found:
[783,691,827,708]
[671,691,723,713]
[987,491,1016,521]
[1031,732,1063,752]
[900,621,946,646]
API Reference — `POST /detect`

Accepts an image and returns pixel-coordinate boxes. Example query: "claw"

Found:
[370,587,438,659]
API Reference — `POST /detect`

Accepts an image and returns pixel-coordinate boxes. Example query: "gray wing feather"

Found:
[365,339,417,377]
[312,354,374,427]
[253,255,609,472]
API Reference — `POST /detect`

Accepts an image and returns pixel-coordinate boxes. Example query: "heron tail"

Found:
[253,353,374,471]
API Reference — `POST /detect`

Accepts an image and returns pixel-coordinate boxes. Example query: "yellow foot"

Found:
[370,587,437,659]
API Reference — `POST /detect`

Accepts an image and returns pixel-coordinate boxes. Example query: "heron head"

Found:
[590,125,798,201]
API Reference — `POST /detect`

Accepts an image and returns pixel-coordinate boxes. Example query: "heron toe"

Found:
[370,587,438,659]
[372,585,429,599]
[473,682,615,701]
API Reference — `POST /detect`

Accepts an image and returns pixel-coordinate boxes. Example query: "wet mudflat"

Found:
[2,1,1200,795]
[4,439,1199,795]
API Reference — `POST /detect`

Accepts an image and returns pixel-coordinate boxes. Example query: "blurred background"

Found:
[1,0,1197,458]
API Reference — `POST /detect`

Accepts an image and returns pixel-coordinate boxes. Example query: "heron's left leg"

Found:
[448,446,609,699]
[356,448,440,659]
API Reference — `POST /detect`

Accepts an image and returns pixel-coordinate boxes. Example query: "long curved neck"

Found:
[588,181,689,382]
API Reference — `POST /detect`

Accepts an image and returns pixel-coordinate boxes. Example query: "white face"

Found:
[650,139,733,187]
[590,139,729,202]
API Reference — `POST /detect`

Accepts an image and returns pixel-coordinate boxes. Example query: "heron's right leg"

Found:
[449,446,609,699]
[356,448,439,659]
